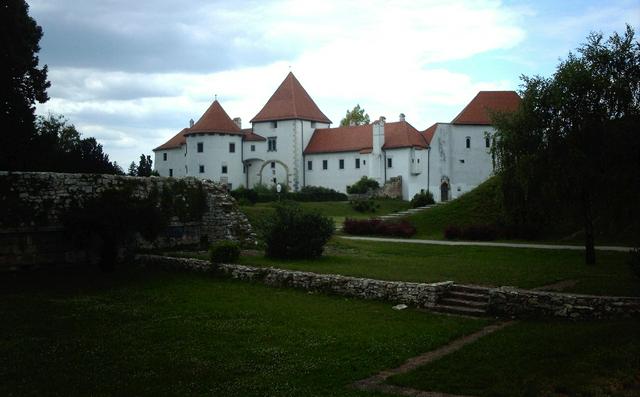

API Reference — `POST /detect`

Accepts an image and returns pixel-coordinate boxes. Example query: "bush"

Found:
[209,240,241,263]
[261,202,334,259]
[410,190,435,208]
[630,248,640,278]
[230,186,258,204]
[349,198,379,213]
[296,185,348,202]
[444,224,499,241]
[234,185,347,203]
[347,176,380,194]
[343,218,416,238]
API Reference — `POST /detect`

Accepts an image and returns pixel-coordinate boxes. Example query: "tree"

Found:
[340,104,370,126]
[491,25,640,264]
[128,162,138,176]
[1,0,51,170]
[136,154,153,177]
[31,114,123,174]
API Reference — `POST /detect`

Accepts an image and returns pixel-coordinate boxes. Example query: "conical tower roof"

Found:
[186,100,242,135]
[251,72,331,124]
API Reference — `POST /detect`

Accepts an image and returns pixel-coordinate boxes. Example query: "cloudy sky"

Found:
[28,0,639,168]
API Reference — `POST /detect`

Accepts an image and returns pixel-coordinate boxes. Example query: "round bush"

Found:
[410,190,435,208]
[209,240,241,263]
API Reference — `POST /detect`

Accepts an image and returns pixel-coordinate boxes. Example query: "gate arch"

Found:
[258,160,290,187]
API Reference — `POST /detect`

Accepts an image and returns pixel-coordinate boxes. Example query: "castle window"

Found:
[197,142,204,152]
[465,137,471,149]
[339,159,344,169]
[222,165,228,174]
[271,121,278,128]
[311,121,316,128]
[268,137,277,151]
[229,143,235,153]
[485,137,490,148]
[307,160,313,171]
[251,144,255,152]
[199,165,205,173]
[460,159,465,164]
[163,153,167,161]
[322,160,328,170]
[387,158,393,168]
[363,160,366,165]
[169,169,173,177]
[355,158,360,169]
[271,161,275,169]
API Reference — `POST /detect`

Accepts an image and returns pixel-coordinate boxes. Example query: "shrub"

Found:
[347,176,380,194]
[410,190,435,208]
[261,202,334,259]
[343,218,416,238]
[444,224,498,241]
[349,198,379,213]
[630,248,640,278]
[296,185,348,202]
[230,186,258,204]
[209,240,241,263]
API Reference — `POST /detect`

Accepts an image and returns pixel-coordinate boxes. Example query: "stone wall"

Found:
[0,172,255,270]
[489,287,640,320]
[137,254,453,307]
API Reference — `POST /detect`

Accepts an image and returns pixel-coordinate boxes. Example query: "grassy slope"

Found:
[179,239,640,296]
[240,199,411,226]
[389,319,640,397]
[407,177,503,240]
[0,268,484,397]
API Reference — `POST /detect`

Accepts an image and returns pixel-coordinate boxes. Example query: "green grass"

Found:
[180,238,640,296]
[0,268,485,397]
[239,199,411,227]
[407,178,503,240]
[388,319,640,397]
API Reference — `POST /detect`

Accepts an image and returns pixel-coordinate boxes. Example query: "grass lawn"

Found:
[179,239,640,296]
[0,268,485,397]
[388,319,640,397]
[240,199,410,227]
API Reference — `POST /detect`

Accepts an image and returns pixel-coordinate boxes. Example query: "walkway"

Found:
[340,236,634,252]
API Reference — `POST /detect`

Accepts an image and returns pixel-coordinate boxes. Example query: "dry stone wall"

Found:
[0,172,254,269]
[137,254,453,307]
[489,287,640,320]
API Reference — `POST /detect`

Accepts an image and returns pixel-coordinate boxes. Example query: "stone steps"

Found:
[433,284,491,317]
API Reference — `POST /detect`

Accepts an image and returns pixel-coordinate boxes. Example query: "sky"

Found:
[28,0,640,168]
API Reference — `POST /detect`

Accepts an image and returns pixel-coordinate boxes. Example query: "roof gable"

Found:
[421,123,439,144]
[451,91,520,125]
[187,100,243,135]
[153,128,188,151]
[251,72,332,124]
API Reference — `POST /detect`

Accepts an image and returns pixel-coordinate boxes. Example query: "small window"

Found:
[339,159,344,169]
[363,160,366,165]
[271,161,275,169]
[387,158,393,168]
[307,160,313,171]
[229,142,235,153]
[228,183,232,190]
[465,137,471,149]
[197,142,204,152]
[311,121,316,128]
[251,144,255,152]
[459,159,465,164]
[169,169,173,177]
[417,158,420,163]
[185,165,188,174]
[222,165,228,174]
[485,137,490,148]
[355,158,360,169]
[199,165,205,173]
[163,152,167,161]
[271,121,278,128]
[322,160,328,170]
[268,137,277,151]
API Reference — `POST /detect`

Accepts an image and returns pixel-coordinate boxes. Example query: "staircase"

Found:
[431,284,491,317]
[377,204,436,221]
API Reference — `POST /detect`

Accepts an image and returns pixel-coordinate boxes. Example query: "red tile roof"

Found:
[251,72,332,124]
[421,123,439,145]
[242,128,266,142]
[153,128,188,151]
[451,91,520,125]
[185,100,243,136]
[304,121,427,154]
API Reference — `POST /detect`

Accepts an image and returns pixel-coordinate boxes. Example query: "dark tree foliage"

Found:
[491,25,640,264]
[136,154,153,177]
[1,0,51,170]
[31,114,123,174]
[340,104,370,126]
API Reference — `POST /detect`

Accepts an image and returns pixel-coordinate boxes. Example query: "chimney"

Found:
[379,116,386,124]
[399,113,405,122]
[233,117,242,129]
[189,118,194,128]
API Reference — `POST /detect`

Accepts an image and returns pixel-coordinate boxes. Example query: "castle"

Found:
[153,72,520,201]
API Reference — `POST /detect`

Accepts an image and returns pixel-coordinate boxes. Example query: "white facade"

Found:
[154,146,186,178]
[304,152,370,193]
